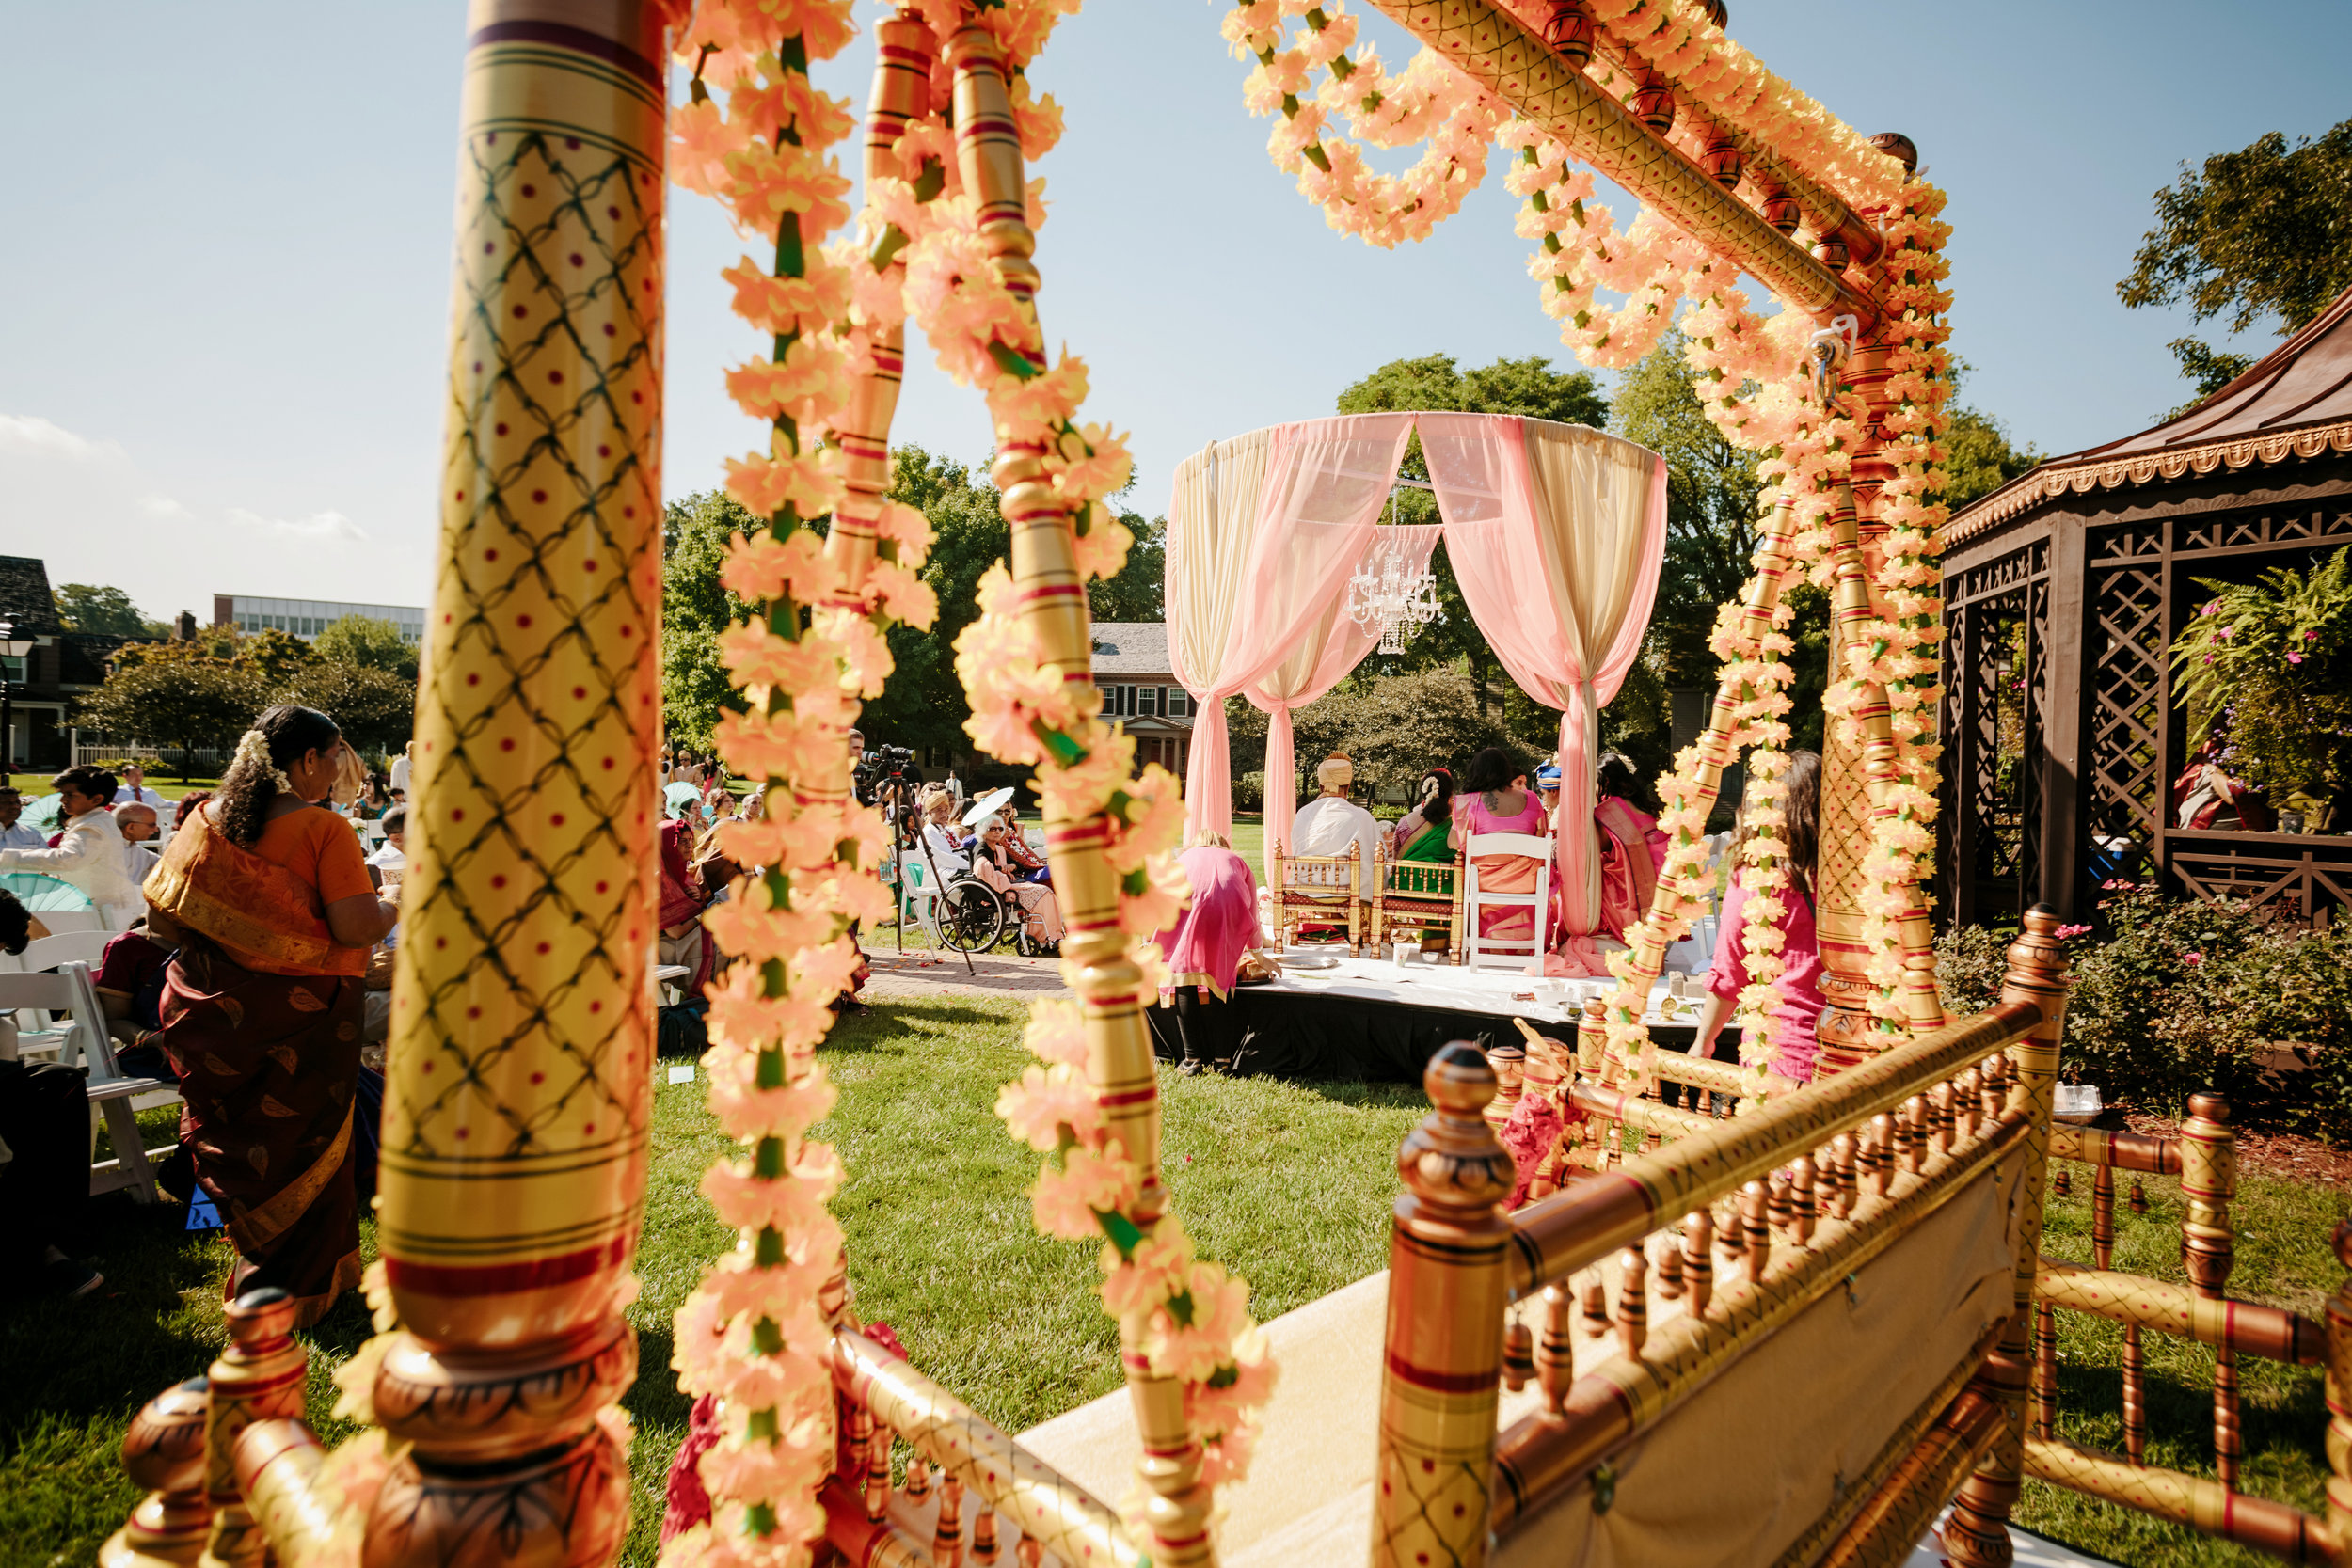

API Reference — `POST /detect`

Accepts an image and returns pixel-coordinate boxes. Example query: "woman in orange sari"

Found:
[146,705,399,1325]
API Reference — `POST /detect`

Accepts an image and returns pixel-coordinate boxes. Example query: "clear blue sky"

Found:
[3,2,2344,623]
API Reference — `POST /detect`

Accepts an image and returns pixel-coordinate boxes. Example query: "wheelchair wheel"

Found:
[936,877,1007,954]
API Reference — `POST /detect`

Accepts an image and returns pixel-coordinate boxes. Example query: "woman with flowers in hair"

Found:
[1688,750,1826,1084]
[145,705,397,1324]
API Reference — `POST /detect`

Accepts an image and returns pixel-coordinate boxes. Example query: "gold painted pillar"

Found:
[1813,330,1900,1071]
[370,5,665,1563]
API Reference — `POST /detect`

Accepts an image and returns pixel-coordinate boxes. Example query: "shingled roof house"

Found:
[1089,622,1192,778]
[0,556,116,770]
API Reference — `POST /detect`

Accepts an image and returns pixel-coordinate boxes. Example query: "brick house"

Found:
[0,556,115,771]
[1089,622,1193,777]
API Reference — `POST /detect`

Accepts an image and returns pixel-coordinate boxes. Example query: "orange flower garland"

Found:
[859,6,1281,1517]
[660,6,930,1567]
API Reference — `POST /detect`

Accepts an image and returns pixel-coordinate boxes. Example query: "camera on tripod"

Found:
[852,743,920,805]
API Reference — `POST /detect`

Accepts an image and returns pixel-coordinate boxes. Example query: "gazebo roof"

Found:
[1947,279,2352,546]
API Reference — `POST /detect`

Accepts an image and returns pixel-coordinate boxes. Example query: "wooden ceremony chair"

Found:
[1369,837,1466,963]
[1461,831,1553,972]
[1270,841,1366,954]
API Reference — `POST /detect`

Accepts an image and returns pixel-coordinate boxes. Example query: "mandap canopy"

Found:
[1165,409,1666,944]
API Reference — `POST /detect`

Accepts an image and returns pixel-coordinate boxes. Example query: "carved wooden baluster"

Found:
[1929,1083,1955,1157]
[2181,1093,2240,1490]
[845,1402,873,1489]
[1536,1284,1577,1412]
[906,1451,932,1502]
[1868,1113,1897,1198]
[1717,1195,1747,1269]
[100,1378,212,1568]
[2053,1163,2071,1198]
[2088,1162,2143,1465]
[2031,1296,2058,1443]
[1979,1053,2007,1127]
[1582,1278,1610,1341]
[1017,1537,1043,1568]
[2129,1176,2148,1216]
[1654,1234,1685,1302]
[1791,1155,1819,1246]
[1502,1320,1534,1392]
[1684,1210,1715,1318]
[1827,1132,1858,1221]
[1742,1180,1772,1284]
[1954,1067,1981,1140]
[199,1291,307,1568]
[934,1472,966,1568]
[866,1421,894,1522]
[1766,1170,1793,1239]
[972,1508,1000,1568]
[1616,1247,1648,1361]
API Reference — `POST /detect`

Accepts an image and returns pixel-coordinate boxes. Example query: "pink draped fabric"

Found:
[1421,416,1667,972]
[1248,525,1440,883]
[1173,415,1415,838]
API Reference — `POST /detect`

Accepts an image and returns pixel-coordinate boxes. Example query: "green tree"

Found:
[1091,511,1165,622]
[276,661,415,755]
[54,583,161,639]
[862,446,1013,752]
[1334,352,1609,710]
[72,658,268,781]
[1942,404,2042,511]
[2118,118,2352,399]
[313,615,419,681]
[660,489,757,752]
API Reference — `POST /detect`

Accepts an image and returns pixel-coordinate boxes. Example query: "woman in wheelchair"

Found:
[917,789,1064,957]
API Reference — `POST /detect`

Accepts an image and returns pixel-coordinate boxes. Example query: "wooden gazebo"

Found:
[1939,283,2352,928]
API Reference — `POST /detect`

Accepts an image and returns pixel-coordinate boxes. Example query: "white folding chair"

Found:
[31,909,107,934]
[8,930,117,1062]
[1461,832,1554,973]
[0,962,167,1203]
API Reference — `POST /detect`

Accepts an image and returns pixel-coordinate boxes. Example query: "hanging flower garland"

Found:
[864,10,1281,1519]
[1227,0,1504,248]
[660,6,938,1566]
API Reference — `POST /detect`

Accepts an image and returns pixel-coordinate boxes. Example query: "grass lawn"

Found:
[4,999,2339,1568]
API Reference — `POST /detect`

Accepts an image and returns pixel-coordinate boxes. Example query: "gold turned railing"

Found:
[824,1328,1140,1568]
[2020,1094,2341,1560]
[1372,912,2073,1568]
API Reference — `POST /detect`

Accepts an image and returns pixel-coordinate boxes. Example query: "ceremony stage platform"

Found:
[1146,952,1710,1082]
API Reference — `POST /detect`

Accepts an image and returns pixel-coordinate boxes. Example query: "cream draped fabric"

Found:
[1168,429,1274,836]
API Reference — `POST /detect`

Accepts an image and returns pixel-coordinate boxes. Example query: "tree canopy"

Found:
[73,657,268,781]
[1333,352,1609,711]
[80,622,413,773]
[2118,117,2352,399]
[54,582,167,640]
[312,614,419,681]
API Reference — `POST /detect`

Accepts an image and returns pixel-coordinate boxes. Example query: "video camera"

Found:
[852,743,920,805]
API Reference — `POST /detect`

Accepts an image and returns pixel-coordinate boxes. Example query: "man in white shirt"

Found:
[389,741,414,799]
[117,801,162,885]
[112,763,167,810]
[1290,755,1383,874]
[0,767,143,928]
[0,787,43,850]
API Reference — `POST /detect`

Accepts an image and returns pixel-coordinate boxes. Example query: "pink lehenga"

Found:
[1454,788,1550,944]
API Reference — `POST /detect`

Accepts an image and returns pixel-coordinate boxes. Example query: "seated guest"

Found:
[114,763,167,810]
[1388,767,1459,950]
[971,817,1064,955]
[0,889,106,1298]
[1151,832,1264,1074]
[0,786,45,850]
[1450,747,1549,946]
[147,706,397,1325]
[173,791,213,830]
[118,801,163,884]
[1534,763,1563,827]
[93,923,178,1075]
[368,806,407,887]
[659,816,714,998]
[1595,752,1669,940]
[1291,754,1382,871]
[0,765,142,928]
[995,802,1050,883]
[917,787,972,876]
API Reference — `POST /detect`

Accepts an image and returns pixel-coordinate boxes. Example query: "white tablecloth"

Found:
[1263,952,1708,1031]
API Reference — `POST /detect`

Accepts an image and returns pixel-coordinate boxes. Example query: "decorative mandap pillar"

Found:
[369,4,666,1563]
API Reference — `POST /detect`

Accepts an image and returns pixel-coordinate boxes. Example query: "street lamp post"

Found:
[0,616,33,780]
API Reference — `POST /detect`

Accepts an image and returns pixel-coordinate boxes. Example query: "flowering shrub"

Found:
[1936,889,2352,1139]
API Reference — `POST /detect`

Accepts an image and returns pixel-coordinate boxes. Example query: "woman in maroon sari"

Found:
[146,706,398,1325]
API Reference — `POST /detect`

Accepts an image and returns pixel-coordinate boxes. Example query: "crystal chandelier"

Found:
[1344,534,1441,656]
